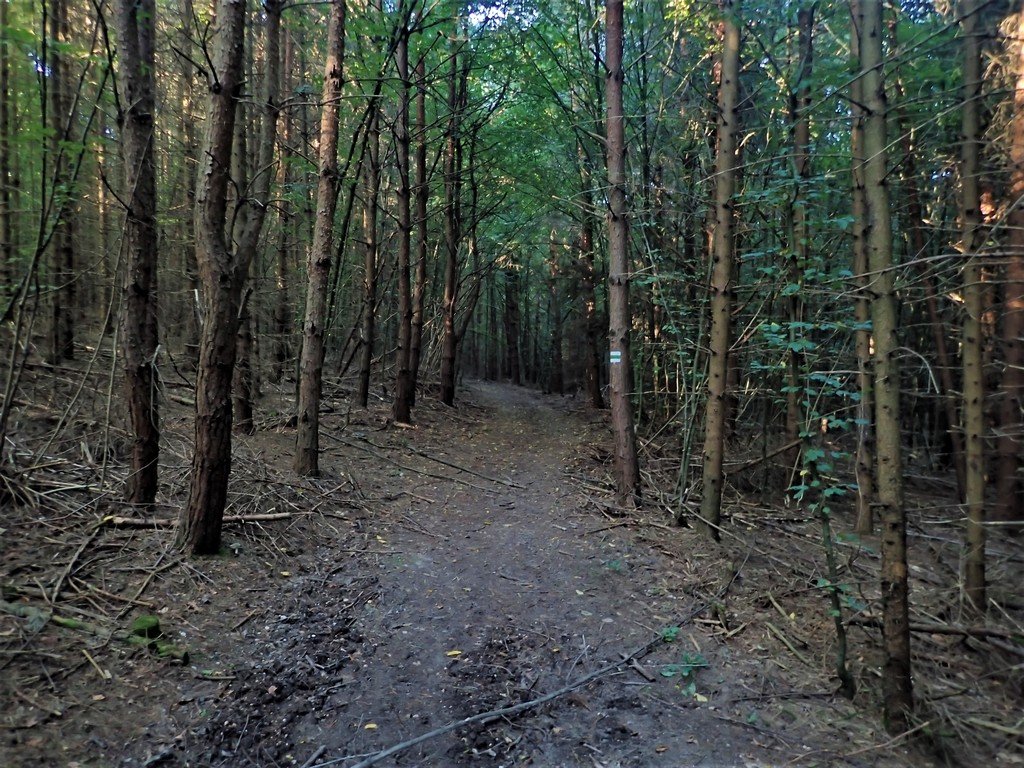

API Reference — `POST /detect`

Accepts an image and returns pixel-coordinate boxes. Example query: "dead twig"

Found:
[328,596,723,768]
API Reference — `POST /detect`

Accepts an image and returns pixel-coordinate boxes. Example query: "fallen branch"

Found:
[323,431,499,495]
[100,511,294,528]
[848,616,1022,641]
[322,598,719,768]
[766,621,812,667]
[724,439,800,476]
[51,521,102,602]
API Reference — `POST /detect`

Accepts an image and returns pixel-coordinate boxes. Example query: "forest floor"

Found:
[2,373,1022,767]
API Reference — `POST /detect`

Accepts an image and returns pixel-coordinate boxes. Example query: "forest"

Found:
[1,0,1022,766]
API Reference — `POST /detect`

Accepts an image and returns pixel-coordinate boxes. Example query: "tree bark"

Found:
[270,29,294,385]
[961,0,987,608]
[394,20,414,424]
[409,57,429,406]
[115,0,160,506]
[605,0,640,507]
[504,268,521,385]
[861,0,912,731]
[996,7,1024,524]
[699,0,740,536]
[48,0,75,363]
[356,103,380,409]
[179,0,281,553]
[784,5,813,469]
[548,231,564,395]
[850,0,876,536]
[577,145,604,409]
[177,0,248,554]
[439,40,465,407]
[294,0,346,476]
[0,0,12,298]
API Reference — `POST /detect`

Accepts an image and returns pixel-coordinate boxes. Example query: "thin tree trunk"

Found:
[699,0,741,536]
[177,0,248,554]
[504,268,521,385]
[294,0,346,476]
[115,0,160,506]
[270,29,294,384]
[548,231,564,394]
[409,57,429,406]
[578,148,604,409]
[784,5,813,469]
[996,7,1024,524]
[605,0,640,507]
[356,104,380,408]
[49,0,75,362]
[0,0,12,298]
[861,0,912,731]
[961,0,987,609]
[394,20,414,423]
[850,0,876,536]
[179,0,282,553]
[439,42,464,407]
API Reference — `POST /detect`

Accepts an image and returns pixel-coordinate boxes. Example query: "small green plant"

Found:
[660,651,708,697]
[660,626,681,642]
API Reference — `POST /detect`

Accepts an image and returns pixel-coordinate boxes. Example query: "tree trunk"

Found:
[605,0,640,507]
[179,0,281,553]
[996,7,1024,524]
[0,0,12,298]
[784,5,813,470]
[961,0,987,608]
[394,22,414,423]
[294,0,346,476]
[177,0,248,554]
[850,0,876,537]
[356,103,380,409]
[504,268,521,385]
[548,231,564,395]
[699,0,741,536]
[270,30,294,385]
[861,0,912,731]
[439,42,464,407]
[48,0,75,363]
[578,150,604,409]
[409,57,429,406]
[115,0,160,506]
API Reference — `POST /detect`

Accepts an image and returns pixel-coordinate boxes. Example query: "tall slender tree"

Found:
[850,0,876,536]
[961,0,987,609]
[295,0,346,476]
[178,0,282,553]
[699,0,741,536]
[996,6,1024,524]
[860,0,911,731]
[48,0,76,362]
[605,0,640,506]
[394,17,415,424]
[439,34,466,407]
[0,0,14,297]
[115,0,160,506]
[409,56,429,405]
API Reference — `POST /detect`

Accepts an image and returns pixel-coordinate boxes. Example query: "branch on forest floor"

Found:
[848,616,1024,643]
[323,430,502,494]
[100,511,295,528]
[314,579,742,768]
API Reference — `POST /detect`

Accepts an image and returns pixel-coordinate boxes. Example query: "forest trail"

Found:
[3,381,922,768]
[162,381,911,768]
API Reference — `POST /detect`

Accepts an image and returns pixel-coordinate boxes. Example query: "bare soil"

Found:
[2,377,1020,767]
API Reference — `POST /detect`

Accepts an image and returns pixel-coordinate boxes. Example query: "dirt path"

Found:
[3,380,923,767]
[161,381,893,768]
